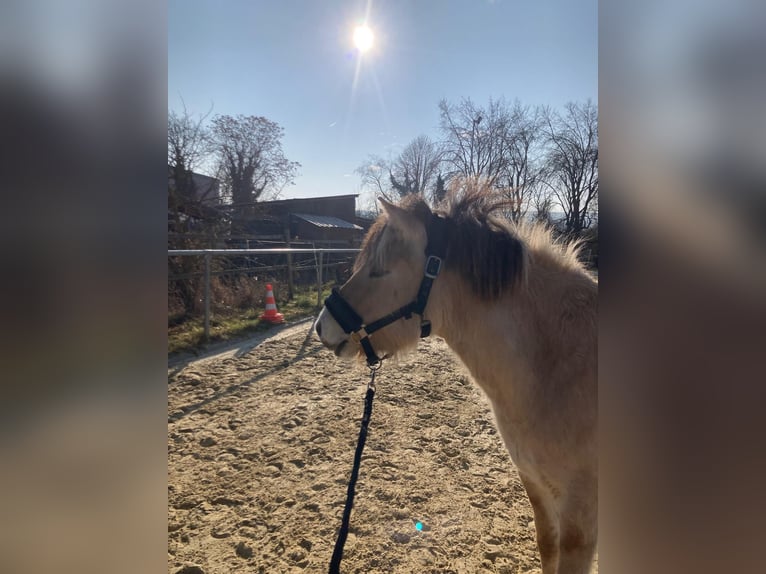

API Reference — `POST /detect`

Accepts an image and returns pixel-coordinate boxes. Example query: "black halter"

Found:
[324,214,448,366]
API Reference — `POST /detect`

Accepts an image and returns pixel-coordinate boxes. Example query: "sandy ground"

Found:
[168,321,595,573]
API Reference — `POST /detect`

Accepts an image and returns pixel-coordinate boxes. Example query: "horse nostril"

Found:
[315,321,322,337]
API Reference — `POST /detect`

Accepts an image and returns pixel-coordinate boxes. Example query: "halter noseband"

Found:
[324,214,448,366]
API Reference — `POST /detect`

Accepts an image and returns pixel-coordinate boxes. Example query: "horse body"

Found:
[315,186,597,574]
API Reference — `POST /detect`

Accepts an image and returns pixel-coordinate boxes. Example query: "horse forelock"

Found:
[353,218,385,273]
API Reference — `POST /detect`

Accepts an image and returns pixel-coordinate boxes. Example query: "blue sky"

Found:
[169,0,597,199]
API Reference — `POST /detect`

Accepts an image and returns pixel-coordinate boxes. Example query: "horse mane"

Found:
[360,180,586,301]
[432,186,526,300]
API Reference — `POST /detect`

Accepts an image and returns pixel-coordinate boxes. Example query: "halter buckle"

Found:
[349,327,369,344]
[424,255,442,279]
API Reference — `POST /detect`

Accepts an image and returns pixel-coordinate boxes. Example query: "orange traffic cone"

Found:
[260,283,285,324]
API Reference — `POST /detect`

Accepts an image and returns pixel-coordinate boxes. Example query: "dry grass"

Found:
[168,282,329,355]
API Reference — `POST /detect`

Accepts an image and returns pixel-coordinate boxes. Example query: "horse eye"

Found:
[369,269,389,279]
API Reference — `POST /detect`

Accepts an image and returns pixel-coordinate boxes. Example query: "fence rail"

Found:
[168,248,361,341]
[168,248,361,256]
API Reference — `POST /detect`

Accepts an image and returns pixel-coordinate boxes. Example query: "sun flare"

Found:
[353,25,374,53]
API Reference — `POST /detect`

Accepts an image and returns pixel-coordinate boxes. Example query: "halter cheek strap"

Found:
[324,214,448,366]
[323,287,379,363]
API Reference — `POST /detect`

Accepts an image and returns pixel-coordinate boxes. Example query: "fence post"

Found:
[284,225,294,300]
[316,250,324,309]
[204,252,211,342]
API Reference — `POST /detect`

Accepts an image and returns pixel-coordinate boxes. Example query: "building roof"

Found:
[260,194,359,207]
[292,213,363,230]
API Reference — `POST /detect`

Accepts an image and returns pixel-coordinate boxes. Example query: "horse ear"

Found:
[378,197,426,241]
[378,197,409,225]
[378,196,398,216]
[377,196,403,218]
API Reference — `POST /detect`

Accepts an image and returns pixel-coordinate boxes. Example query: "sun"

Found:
[353,25,374,53]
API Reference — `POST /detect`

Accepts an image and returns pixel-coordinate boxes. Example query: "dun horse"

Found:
[315,184,597,574]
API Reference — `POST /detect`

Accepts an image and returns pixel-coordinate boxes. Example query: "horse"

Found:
[315,183,597,574]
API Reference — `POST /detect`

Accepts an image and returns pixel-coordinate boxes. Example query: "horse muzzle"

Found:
[315,307,350,350]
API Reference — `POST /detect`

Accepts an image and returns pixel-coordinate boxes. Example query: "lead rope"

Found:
[328,363,380,574]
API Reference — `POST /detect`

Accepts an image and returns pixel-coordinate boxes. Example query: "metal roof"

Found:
[292,213,363,230]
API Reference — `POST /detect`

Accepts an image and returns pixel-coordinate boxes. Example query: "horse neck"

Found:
[427,256,590,401]
[427,268,531,394]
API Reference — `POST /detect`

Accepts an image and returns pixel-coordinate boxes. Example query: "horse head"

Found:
[315,197,434,362]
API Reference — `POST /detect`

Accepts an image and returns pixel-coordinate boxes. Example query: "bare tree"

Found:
[210,114,300,222]
[432,173,448,206]
[498,102,545,222]
[167,104,221,316]
[357,137,445,209]
[355,154,394,203]
[530,183,556,225]
[438,97,510,187]
[389,135,444,200]
[168,104,216,208]
[543,101,598,235]
[168,106,210,172]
